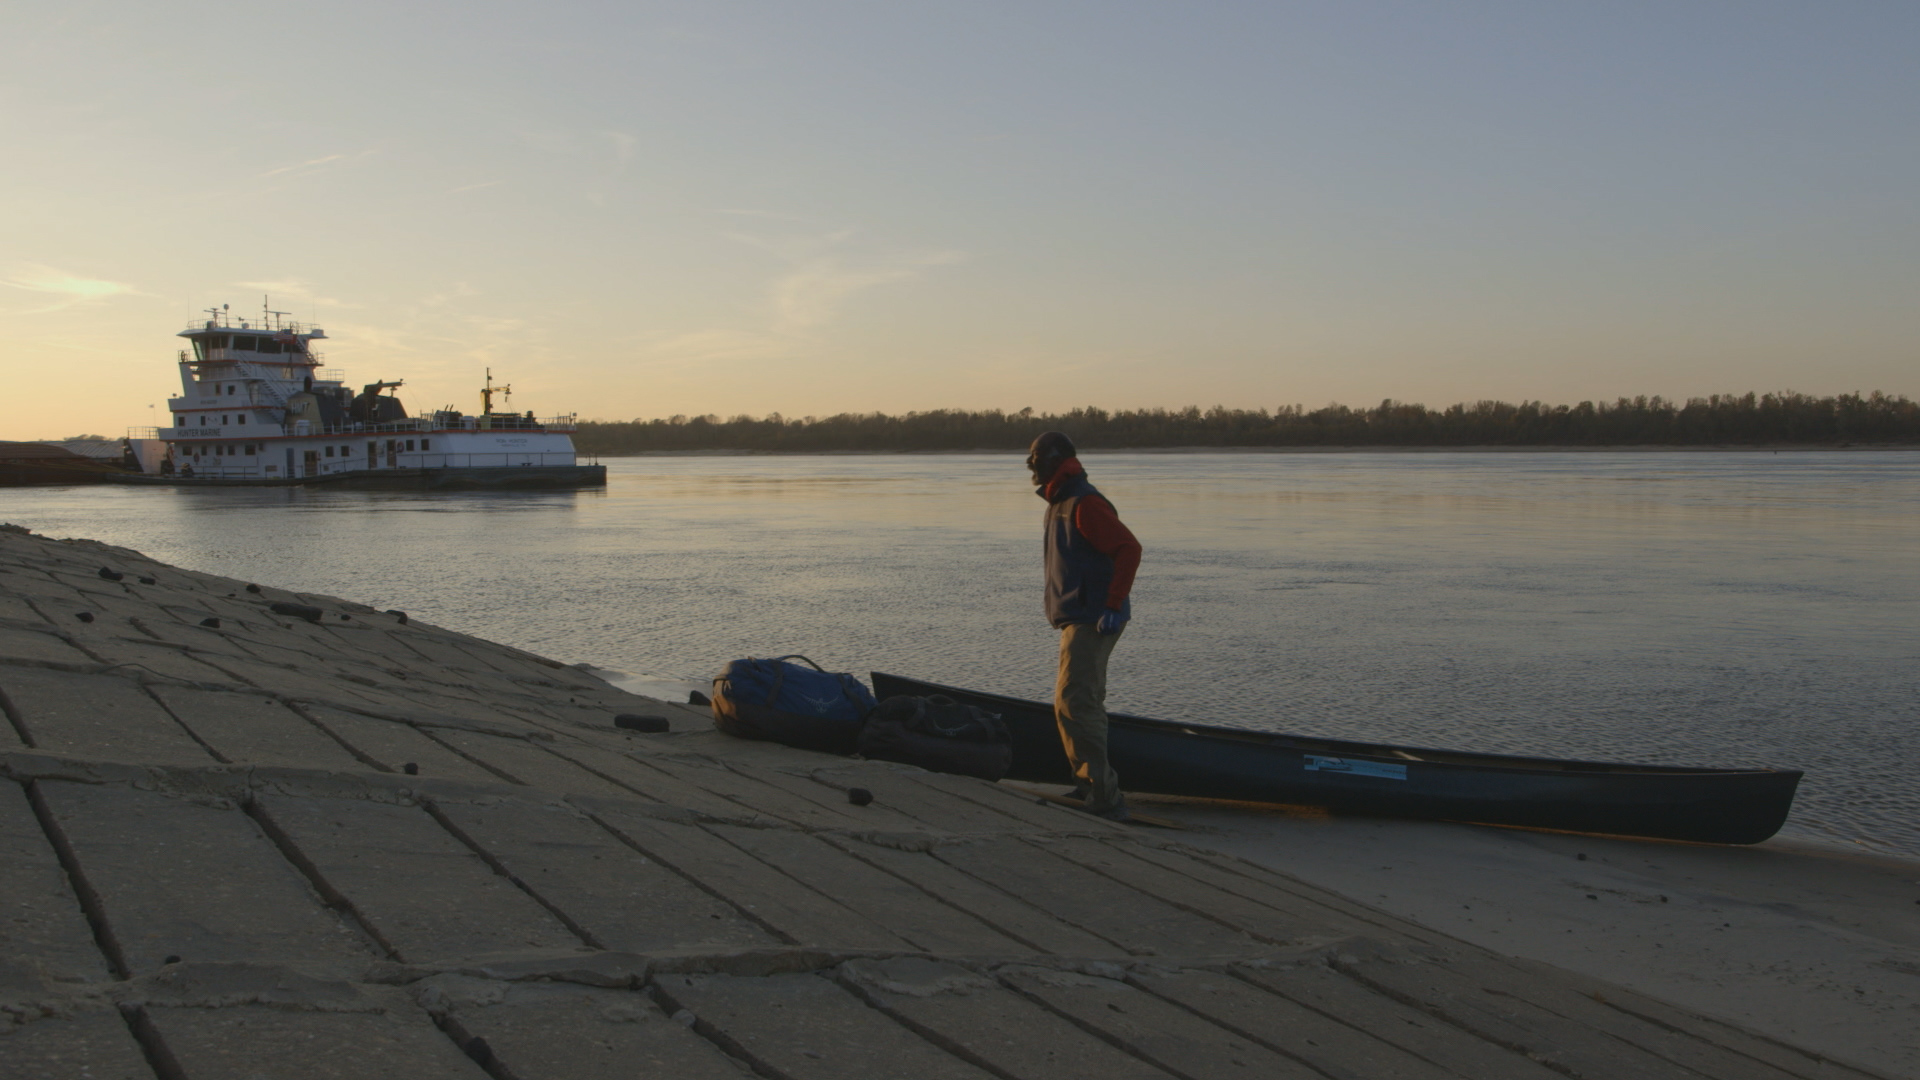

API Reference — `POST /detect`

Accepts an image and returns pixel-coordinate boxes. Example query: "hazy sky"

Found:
[5,1,1916,438]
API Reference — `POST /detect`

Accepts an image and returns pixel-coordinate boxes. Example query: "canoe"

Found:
[869,672,1802,844]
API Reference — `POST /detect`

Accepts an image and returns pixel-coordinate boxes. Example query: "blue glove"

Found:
[1096,609,1129,635]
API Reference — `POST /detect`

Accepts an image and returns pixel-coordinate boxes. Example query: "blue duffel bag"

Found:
[711,654,879,754]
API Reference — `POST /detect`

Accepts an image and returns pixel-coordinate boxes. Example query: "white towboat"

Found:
[125,303,605,489]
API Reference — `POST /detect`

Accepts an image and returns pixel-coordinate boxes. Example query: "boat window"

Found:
[227,385,236,395]
[405,439,415,451]
[339,445,351,456]
[258,338,283,355]
[325,446,335,457]
[233,335,258,351]
[421,439,430,451]
[222,416,229,425]
[237,415,246,424]
[199,416,207,425]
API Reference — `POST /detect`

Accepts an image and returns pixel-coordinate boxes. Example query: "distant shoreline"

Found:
[598,443,1920,457]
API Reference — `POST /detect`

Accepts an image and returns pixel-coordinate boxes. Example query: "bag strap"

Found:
[761,655,826,706]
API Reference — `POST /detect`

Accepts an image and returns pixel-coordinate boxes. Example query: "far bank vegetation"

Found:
[577,391,1920,454]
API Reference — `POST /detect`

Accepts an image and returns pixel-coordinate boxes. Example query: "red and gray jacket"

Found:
[1040,458,1143,629]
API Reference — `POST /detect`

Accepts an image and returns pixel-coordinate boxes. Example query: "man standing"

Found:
[1027,432,1142,821]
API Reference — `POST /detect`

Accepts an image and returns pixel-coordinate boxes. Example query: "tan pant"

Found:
[1054,622,1124,813]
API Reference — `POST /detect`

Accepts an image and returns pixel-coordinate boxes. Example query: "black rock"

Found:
[688,690,711,706]
[338,613,351,620]
[245,583,262,593]
[200,618,221,629]
[385,609,408,625]
[75,612,94,623]
[402,762,419,776]
[97,567,123,581]
[138,576,156,585]
[614,714,670,733]
[847,787,874,807]
[163,955,181,965]
[269,601,324,624]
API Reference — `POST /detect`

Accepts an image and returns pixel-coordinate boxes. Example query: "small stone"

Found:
[847,787,874,806]
[200,617,221,629]
[402,763,419,776]
[339,613,351,620]
[385,609,408,624]
[138,576,156,585]
[671,1009,696,1028]
[164,955,181,965]
[614,714,670,733]
[75,612,94,623]
[245,583,262,593]
[688,690,711,706]
[1576,853,1587,861]
[1586,894,1597,900]
[97,567,123,581]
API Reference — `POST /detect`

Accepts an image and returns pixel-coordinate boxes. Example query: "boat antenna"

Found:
[481,368,512,415]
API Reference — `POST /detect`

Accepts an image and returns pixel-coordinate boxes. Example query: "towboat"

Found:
[123,302,605,489]
[869,672,1802,844]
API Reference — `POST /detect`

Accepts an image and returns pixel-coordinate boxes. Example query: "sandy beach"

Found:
[1100,792,1920,1077]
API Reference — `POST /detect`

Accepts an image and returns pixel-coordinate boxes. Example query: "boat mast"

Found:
[480,368,512,416]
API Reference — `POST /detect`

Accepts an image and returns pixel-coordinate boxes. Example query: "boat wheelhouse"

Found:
[126,303,604,489]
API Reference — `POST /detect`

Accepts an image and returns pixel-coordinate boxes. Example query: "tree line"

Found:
[574,391,1920,453]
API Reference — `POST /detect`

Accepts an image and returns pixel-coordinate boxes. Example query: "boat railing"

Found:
[309,415,579,435]
[125,427,160,439]
[405,452,582,468]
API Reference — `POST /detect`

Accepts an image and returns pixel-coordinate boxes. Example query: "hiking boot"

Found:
[1084,795,1130,823]
[1062,783,1091,802]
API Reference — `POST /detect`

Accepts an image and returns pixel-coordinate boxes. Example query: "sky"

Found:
[4,1,1917,438]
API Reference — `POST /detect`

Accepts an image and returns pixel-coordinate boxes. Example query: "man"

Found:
[1027,431,1142,821]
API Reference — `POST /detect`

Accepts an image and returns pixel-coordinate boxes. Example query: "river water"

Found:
[4,451,1916,858]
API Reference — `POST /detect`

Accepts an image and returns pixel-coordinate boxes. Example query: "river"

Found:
[5,450,1916,857]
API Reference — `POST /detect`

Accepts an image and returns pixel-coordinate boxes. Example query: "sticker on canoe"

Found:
[1304,755,1408,780]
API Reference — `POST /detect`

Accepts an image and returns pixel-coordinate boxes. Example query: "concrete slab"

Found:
[727,762,935,833]
[931,837,1263,959]
[253,794,585,964]
[0,780,112,987]
[75,637,240,685]
[840,957,1180,1080]
[421,729,634,798]
[415,974,754,1080]
[653,970,996,1080]
[141,989,489,1080]
[296,706,502,782]
[148,687,366,772]
[1331,944,1774,1080]
[0,668,214,766]
[1125,964,1466,1080]
[0,625,94,667]
[540,742,767,821]
[1120,842,1408,941]
[808,763,1043,834]
[1233,959,1566,1080]
[995,964,1322,1080]
[0,1007,152,1080]
[643,756,871,829]
[819,835,1128,958]
[187,654,392,710]
[1038,837,1328,945]
[587,806,908,949]
[427,797,776,953]
[34,781,375,977]
[710,824,1031,956]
